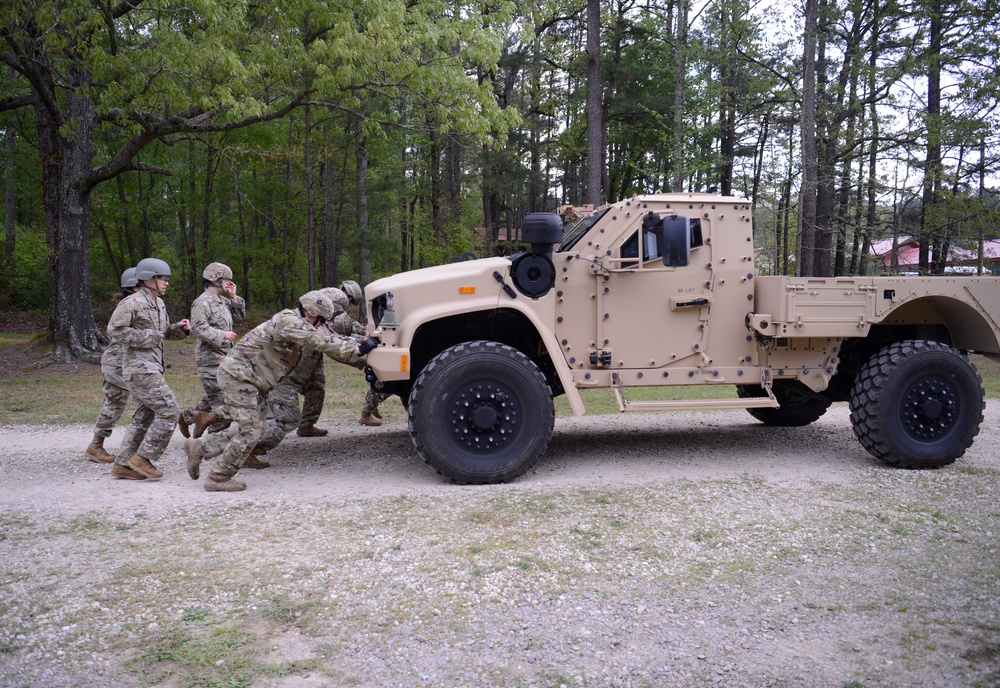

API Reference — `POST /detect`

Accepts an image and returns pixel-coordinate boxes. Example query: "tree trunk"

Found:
[282,117,293,307]
[3,120,15,293]
[37,82,103,362]
[919,0,943,273]
[798,0,819,277]
[356,119,371,291]
[304,102,316,290]
[671,0,688,192]
[585,0,603,206]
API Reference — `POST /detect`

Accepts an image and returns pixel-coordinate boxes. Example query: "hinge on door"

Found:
[589,349,613,367]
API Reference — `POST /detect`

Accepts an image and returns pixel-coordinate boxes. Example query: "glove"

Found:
[358,337,379,356]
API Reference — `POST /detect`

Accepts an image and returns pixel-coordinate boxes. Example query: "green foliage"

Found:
[2,0,999,317]
[3,225,49,311]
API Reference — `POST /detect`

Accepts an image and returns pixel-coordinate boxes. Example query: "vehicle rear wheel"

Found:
[849,340,984,468]
[408,341,554,483]
[737,381,831,426]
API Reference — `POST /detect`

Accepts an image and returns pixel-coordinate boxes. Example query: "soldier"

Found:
[178,262,246,439]
[184,291,373,492]
[339,280,389,426]
[85,267,138,463]
[293,287,356,438]
[249,288,366,465]
[107,258,191,480]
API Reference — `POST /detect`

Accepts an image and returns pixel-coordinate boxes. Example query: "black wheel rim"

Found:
[448,380,520,453]
[899,374,959,441]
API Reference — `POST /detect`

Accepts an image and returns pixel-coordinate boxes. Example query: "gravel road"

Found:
[1,404,998,688]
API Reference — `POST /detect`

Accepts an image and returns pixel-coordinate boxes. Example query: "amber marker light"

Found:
[400,354,409,371]
[458,286,476,294]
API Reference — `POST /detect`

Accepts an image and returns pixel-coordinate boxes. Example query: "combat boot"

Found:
[86,435,114,463]
[243,454,271,469]
[110,463,147,480]
[359,412,382,427]
[372,408,383,420]
[204,473,246,492]
[177,411,192,438]
[184,438,203,480]
[193,411,219,438]
[296,423,328,437]
[128,453,163,479]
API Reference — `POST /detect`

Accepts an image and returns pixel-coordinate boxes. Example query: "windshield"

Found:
[558,207,611,252]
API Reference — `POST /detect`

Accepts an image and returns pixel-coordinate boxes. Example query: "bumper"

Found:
[366,346,411,382]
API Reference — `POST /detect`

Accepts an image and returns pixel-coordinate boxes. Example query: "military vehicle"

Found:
[362,192,1000,483]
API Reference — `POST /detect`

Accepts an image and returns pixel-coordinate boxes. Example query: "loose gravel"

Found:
[1,405,998,688]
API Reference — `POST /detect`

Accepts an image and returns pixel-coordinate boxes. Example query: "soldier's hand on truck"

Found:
[358,337,379,356]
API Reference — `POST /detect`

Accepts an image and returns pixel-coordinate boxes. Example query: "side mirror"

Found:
[661,215,691,267]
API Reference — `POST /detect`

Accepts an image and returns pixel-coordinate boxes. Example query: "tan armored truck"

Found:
[362,192,1000,483]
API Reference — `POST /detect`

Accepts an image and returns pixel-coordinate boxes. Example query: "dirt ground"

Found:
[1,316,998,687]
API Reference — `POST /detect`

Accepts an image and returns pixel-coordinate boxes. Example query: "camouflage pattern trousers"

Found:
[362,388,390,415]
[298,358,325,427]
[181,364,230,430]
[198,367,265,477]
[93,362,130,438]
[114,371,180,464]
[254,378,302,454]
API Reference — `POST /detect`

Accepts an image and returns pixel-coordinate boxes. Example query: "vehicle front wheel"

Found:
[407,341,554,483]
[849,340,984,468]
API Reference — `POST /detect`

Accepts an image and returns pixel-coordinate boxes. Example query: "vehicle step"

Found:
[613,397,781,412]
[612,379,780,413]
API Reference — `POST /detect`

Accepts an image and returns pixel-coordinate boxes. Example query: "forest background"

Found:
[1,0,999,363]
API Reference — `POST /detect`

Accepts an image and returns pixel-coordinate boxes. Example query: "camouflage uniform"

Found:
[297,289,354,431]
[92,328,130,439]
[193,309,358,477]
[255,350,323,454]
[181,288,246,425]
[297,357,325,428]
[108,290,189,464]
[334,308,389,416]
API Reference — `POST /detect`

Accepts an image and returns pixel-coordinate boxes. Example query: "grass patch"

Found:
[1,337,998,426]
[141,621,260,688]
[0,338,389,426]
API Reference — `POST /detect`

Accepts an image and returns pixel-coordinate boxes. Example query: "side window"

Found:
[620,227,662,267]
[621,231,639,265]
[620,217,702,266]
[690,219,703,249]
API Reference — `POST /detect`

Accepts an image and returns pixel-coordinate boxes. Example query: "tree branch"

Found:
[87,92,312,191]
[0,93,35,113]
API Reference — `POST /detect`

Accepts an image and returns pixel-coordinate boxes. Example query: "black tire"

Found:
[737,381,831,427]
[407,341,554,483]
[848,340,984,468]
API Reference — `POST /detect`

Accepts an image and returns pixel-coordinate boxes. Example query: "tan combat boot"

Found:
[204,473,246,492]
[296,423,328,437]
[177,411,192,438]
[243,455,271,469]
[193,411,220,438]
[86,435,114,463]
[184,438,203,480]
[128,453,163,479]
[359,412,382,427]
[110,463,147,480]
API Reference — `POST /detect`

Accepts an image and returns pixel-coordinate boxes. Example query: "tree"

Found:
[1,0,510,361]
[0,0,319,362]
[585,0,604,205]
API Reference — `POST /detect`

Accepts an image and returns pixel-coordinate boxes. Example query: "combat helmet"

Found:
[202,262,233,282]
[339,280,363,305]
[121,267,138,288]
[319,287,349,315]
[299,290,334,321]
[135,257,171,281]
